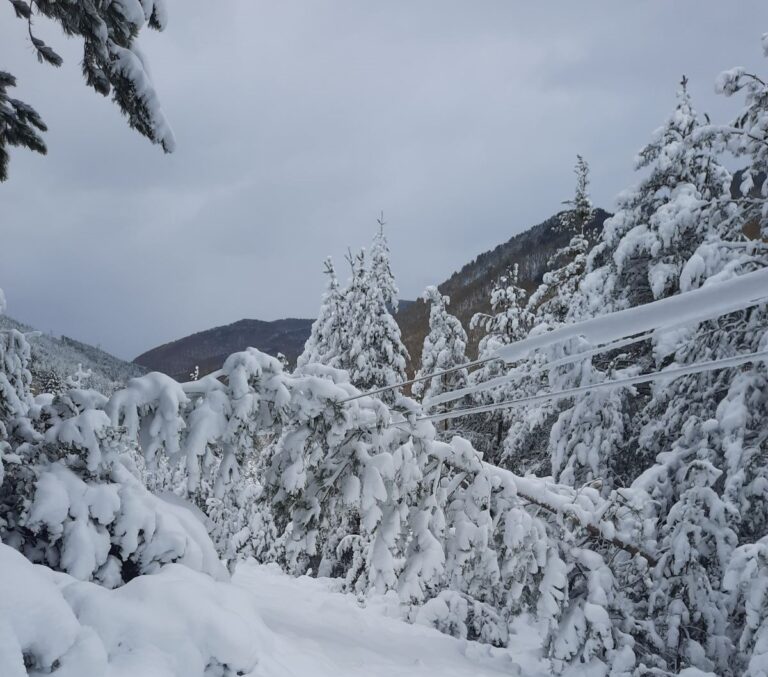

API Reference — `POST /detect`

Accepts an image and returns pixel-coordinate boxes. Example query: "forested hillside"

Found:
[0,314,146,394]
[397,208,611,368]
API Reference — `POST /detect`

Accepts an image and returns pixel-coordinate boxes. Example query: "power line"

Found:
[341,288,768,405]
[411,348,768,425]
[423,302,768,410]
[338,354,501,403]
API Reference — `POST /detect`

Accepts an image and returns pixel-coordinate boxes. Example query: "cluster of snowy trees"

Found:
[298,222,409,400]
[3,21,768,677]
[416,62,768,673]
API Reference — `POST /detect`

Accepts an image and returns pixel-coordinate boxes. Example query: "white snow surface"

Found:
[1,542,539,676]
[231,561,533,677]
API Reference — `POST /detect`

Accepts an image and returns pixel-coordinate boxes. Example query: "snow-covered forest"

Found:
[2,2,768,676]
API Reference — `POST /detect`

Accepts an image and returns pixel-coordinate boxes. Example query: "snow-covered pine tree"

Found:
[716,36,768,241]
[29,365,64,396]
[501,157,616,481]
[370,213,399,312]
[646,453,736,673]
[467,264,535,460]
[0,305,223,589]
[556,64,768,673]
[548,81,738,492]
[412,286,468,426]
[527,155,593,326]
[724,538,768,676]
[595,76,734,312]
[340,247,408,400]
[297,257,346,370]
[560,154,594,233]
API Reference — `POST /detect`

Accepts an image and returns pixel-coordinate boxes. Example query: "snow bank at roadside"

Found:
[0,543,271,677]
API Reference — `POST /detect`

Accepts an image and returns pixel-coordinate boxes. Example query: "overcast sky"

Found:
[1,1,766,360]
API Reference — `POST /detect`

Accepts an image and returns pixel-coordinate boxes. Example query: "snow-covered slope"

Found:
[0,314,146,393]
[2,536,534,676]
[232,562,531,677]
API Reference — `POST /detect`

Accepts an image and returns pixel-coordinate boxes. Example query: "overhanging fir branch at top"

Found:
[1,0,174,181]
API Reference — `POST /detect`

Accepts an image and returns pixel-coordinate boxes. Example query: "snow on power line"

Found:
[345,267,768,405]
[415,348,768,425]
[424,293,768,410]
[494,266,768,364]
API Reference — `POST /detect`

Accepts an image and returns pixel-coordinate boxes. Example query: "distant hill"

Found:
[395,208,611,370]
[134,318,315,381]
[0,315,147,394]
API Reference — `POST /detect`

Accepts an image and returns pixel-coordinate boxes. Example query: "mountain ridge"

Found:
[133,209,611,380]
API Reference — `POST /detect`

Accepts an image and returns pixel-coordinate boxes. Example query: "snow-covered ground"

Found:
[233,562,537,676]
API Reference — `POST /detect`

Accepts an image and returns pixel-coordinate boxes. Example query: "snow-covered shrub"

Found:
[0,542,268,677]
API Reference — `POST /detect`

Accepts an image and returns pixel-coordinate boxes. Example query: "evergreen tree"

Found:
[0,71,47,181]
[559,154,594,237]
[297,257,346,369]
[527,155,593,326]
[468,265,534,459]
[716,44,768,240]
[647,455,735,673]
[370,213,399,312]
[503,157,607,479]
[554,67,768,672]
[595,76,734,311]
[341,248,408,399]
[412,286,468,413]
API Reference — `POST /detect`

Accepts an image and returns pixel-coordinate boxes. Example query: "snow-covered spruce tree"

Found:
[503,156,618,482]
[724,538,768,676]
[645,453,736,673]
[548,80,737,491]
[205,456,283,571]
[412,286,468,429]
[0,333,267,674]
[527,155,594,326]
[297,257,346,370]
[0,319,223,591]
[339,247,408,401]
[715,34,768,241]
[593,76,734,313]
[2,0,174,181]
[467,264,535,461]
[370,213,399,312]
[29,365,65,396]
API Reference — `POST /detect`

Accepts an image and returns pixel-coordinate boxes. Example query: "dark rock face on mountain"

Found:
[134,318,314,381]
[395,209,611,370]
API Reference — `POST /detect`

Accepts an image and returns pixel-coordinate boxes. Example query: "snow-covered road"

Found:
[233,562,536,676]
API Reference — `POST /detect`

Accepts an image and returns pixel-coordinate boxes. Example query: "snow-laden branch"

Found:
[495,266,768,363]
[432,437,658,566]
